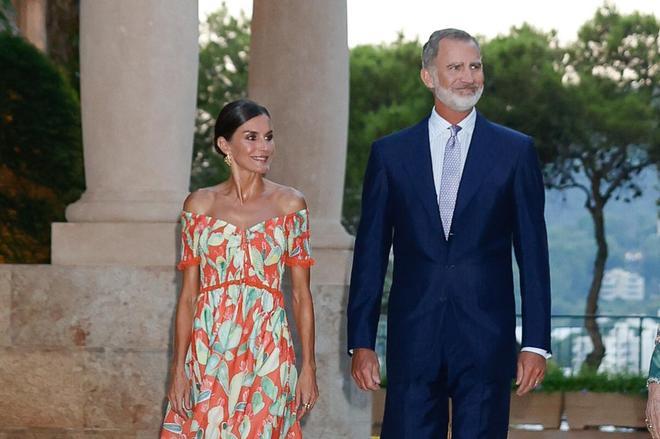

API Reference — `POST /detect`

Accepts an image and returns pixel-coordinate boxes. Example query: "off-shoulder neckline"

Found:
[181,207,308,233]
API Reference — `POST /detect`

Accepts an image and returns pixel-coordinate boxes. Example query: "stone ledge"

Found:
[51,222,179,266]
[5,264,177,350]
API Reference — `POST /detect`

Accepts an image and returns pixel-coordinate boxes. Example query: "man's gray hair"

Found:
[421,28,480,69]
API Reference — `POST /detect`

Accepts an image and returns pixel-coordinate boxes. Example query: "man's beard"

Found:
[432,77,483,112]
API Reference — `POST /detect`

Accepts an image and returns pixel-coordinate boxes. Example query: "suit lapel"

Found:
[401,117,446,237]
[453,113,497,222]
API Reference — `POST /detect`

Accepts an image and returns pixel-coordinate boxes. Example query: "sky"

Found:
[199,0,660,47]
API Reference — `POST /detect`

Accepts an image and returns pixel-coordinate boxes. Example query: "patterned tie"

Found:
[438,125,462,239]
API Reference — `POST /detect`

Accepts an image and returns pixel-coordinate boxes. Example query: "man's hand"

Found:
[351,348,381,391]
[515,351,546,396]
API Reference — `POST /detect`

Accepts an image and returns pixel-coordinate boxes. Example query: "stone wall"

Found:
[0,265,176,437]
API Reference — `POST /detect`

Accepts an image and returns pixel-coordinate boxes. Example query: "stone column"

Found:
[51,0,199,266]
[249,2,368,438]
[13,0,47,51]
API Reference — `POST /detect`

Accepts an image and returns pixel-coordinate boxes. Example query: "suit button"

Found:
[445,264,456,269]
[439,296,447,302]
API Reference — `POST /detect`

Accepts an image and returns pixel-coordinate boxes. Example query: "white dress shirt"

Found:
[427,107,550,360]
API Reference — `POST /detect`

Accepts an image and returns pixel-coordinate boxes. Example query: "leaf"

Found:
[262,423,272,439]
[227,284,240,302]
[257,347,280,377]
[218,321,242,353]
[279,362,289,388]
[197,389,211,403]
[228,371,246,416]
[232,248,244,269]
[261,293,274,314]
[251,390,265,414]
[269,394,284,417]
[264,246,282,265]
[218,360,229,394]
[205,354,220,376]
[261,376,278,401]
[249,246,265,272]
[195,338,209,364]
[237,342,248,357]
[198,227,208,252]
[243,287,259,320]
[163,423,182,433]
[206,406,224,439]
[274,225,286,246]
[207,231,225,246]
[239,416,251,439]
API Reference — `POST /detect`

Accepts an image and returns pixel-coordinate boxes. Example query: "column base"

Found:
[65,190,188,222]
[51,222,178,266]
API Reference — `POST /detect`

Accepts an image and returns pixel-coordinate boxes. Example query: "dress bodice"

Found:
[177,208,315,293]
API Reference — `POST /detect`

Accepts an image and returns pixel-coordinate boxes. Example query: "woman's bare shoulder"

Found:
[182,186,219,214]
[267,181,307,214]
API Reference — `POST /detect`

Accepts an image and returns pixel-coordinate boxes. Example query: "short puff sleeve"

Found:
[177,211,201,271]
[284,208,315,267]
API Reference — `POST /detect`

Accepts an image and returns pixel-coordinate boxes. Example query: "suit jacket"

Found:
[346,112,551,381]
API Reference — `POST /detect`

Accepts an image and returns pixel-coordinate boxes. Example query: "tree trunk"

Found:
[46,0,79,90]
[582,200,608,371]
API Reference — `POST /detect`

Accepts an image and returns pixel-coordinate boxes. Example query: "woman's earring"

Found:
[224,155,232,167]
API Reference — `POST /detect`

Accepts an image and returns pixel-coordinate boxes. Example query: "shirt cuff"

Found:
[521,346,552,359]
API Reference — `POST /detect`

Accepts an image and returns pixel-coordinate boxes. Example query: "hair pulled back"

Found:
[213,99,271,155]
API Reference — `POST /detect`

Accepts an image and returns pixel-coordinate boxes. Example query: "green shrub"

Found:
[534,362,647,394]
[0,32,84,263]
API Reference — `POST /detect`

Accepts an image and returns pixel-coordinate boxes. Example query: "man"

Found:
[347,29,551,438]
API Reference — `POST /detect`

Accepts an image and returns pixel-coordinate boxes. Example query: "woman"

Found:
[647,327,660,439]
[161,99,318,438]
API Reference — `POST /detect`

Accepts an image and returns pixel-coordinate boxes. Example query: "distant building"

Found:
[601,268,645,301]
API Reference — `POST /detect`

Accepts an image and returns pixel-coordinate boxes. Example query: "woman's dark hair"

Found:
[213,99,271,155]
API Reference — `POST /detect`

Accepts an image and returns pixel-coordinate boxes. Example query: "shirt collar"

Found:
[428,106,477,138]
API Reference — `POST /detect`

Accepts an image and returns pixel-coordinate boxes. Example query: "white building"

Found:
[601,268,645,301]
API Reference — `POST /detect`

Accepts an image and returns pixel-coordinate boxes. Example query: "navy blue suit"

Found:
[347,113,551,438]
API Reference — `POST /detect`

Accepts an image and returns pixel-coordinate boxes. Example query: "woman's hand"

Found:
[295,364,319,418]
[167,363,191,419]
[647,382,660,439]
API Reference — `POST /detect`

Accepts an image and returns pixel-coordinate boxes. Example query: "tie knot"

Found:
[450,125,462,137]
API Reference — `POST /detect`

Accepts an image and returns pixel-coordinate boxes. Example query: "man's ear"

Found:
[420,68,434,89]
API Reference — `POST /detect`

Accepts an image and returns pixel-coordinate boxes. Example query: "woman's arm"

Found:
[167,265,199,418]
[646,327,660,438]
[289,263,318,418]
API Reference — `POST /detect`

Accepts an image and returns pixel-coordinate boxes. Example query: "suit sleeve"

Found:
[512,139,552,353]
[347,142,393,353]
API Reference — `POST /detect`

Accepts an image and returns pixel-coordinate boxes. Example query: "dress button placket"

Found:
[242,230,248,276]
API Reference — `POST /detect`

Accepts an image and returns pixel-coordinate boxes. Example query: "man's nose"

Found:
[460,68,475,83]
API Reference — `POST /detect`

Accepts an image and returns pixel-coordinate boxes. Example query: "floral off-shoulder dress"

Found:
[161,208,315,439]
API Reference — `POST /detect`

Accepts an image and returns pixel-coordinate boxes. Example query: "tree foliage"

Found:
[480,7,659,371]
[0,32,84,262]
[344,35,432,232]
[191,5,251,190]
